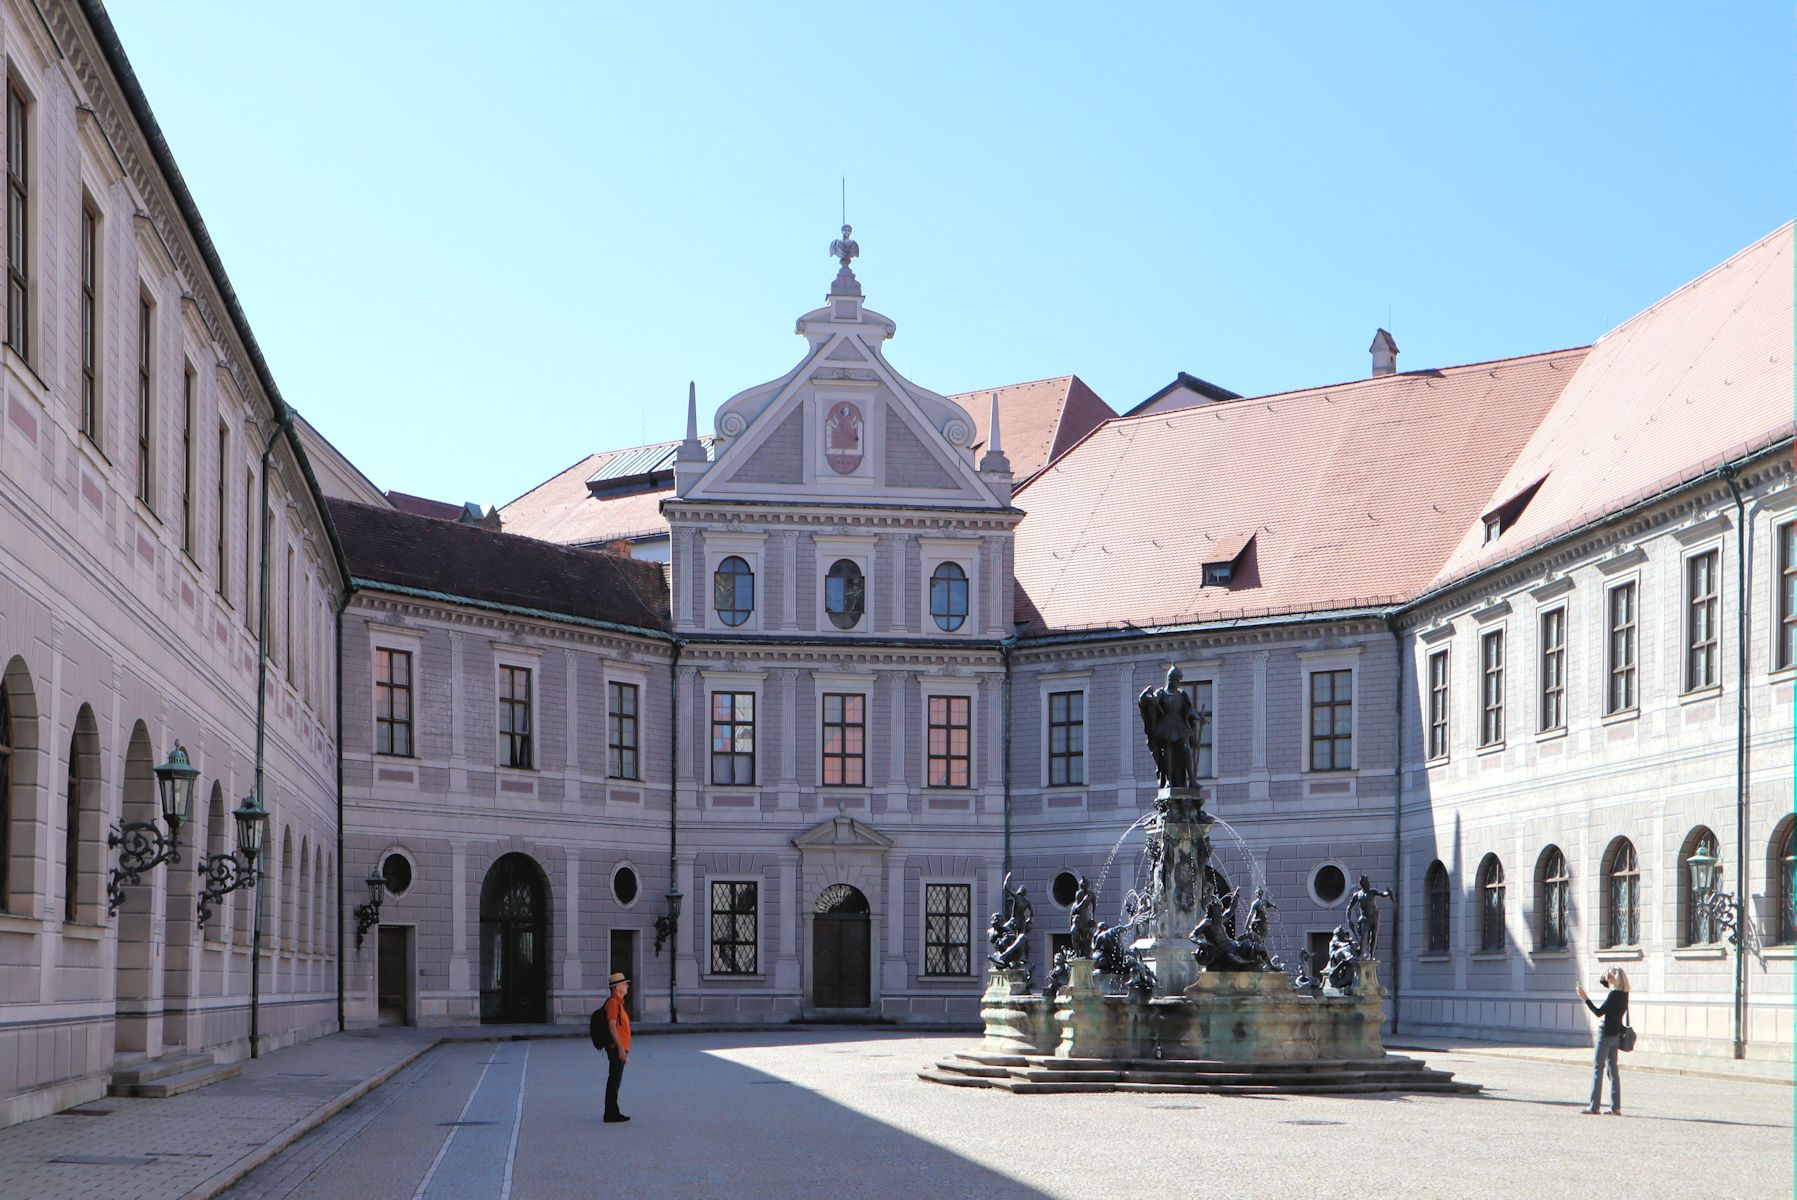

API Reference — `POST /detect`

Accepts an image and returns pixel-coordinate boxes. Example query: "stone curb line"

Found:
[1386,1042,1794,1089]
[170,1022,986,1199]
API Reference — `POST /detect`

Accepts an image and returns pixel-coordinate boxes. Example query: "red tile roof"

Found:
[498,451,675,548]
[331,498,670,630]
[1011,348,1587,633]
[386,490,467,522]
[947,375,1117,484]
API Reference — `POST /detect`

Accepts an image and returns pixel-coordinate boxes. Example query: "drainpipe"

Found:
[250,412,291,1059]
[1722,467,1749,1060]
[334,587,353,1033]
[1387,617,1404,1036]
[667,639,681,1025]
[1000,637,1015,879]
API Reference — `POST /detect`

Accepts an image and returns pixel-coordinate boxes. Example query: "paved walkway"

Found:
[0,1024,1785,1200]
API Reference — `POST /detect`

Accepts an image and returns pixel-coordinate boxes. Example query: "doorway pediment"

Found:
[792,814,894,853]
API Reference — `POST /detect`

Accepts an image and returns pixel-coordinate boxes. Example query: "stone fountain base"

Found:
[927,962,1478,1096]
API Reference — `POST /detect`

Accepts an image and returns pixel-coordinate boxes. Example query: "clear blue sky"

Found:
[106,2,1790,508]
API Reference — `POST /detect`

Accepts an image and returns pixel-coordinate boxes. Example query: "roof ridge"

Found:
[1592,220,1793,346]
[945,374,1077,398]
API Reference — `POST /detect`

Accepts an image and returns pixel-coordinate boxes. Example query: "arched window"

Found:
[0,687,10,910]
[1603,838,1639,948]
[825,559,865,629]
[64,737,80,922]
[1537,846,1570,951]
[713,556,754,627]
[930,562,969,632]
[1425,860,1450,953]
[1773,819,1796,946]
[1476,854,1505,952]
[1679,826,1721,946]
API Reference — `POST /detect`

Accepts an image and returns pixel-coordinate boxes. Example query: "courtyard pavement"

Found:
[0,1026,1788,1200]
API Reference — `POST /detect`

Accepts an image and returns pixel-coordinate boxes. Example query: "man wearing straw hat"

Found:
[600,972,632,1123]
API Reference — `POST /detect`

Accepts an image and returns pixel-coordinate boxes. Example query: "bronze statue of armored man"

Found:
[1138,665,1208,789]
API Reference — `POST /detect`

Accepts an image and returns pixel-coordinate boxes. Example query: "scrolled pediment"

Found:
[791,814,894,853]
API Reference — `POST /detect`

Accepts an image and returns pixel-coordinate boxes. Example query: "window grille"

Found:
[1477,855,1505,952]
[1538,846,1569,951]
[924,883,971,975]
[710,880,758,974]
[1604,839,1639,948]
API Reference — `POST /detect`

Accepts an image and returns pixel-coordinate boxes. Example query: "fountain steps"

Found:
[920,1052,1480,1095]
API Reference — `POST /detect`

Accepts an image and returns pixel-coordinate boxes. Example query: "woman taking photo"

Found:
[1576,967,1630,1114]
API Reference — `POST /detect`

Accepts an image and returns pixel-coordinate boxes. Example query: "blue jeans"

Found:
[1589,1033,1621,1111]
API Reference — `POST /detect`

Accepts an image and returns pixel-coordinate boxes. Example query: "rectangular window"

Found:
[215,425,229,595]
[819,692,865,787]
[1538,608,1566,733]
[243,471,255,628]
[79,205,97,439]
[1606,581,1638,714]
[180,366,194,553]
[1176,679,1216,777]
[1479,629,1505,748]
[1308,669,1352,771]
[283,546,294,682]
[1046,690,1084,786]
[1685,548,1719,692]
[136,296,153,508]
[709,880,758,974]
[499,665,533,768]
[927,694,971,788]
[607,681,640,779]
[374,649,413,757]
[923,883,972,976]
[1426,649,1450,759]
[710,691,755,785]
[1780,523,1797,672]
[5,81,25,362]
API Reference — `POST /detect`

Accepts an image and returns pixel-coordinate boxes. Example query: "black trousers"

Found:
[605,1049,626,1117]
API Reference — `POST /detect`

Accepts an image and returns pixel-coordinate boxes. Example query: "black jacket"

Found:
[1585,989,1629,1038]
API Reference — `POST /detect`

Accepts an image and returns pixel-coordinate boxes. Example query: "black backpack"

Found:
[589,1004,614,1051]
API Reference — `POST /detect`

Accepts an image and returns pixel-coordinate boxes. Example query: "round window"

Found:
[612,864,640,908]
[382,853,413,898]
[1312,864,1347,905]
[1051,871,1079,908]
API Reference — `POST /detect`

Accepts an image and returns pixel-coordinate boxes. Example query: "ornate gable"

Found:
[676,229,1013,509]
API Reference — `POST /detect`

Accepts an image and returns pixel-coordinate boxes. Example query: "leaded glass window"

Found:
[713,556,753,627]
[1309,669,1352,771]
[924,883,971,976]
[825,559,865,629]
[710,880,758,974]
[1477,854,1505,953]
[930,562,969,632]
[927,695,971,788]
[1538,846,1569,951]
[710,692,755,785]
[1605,838,1639,948]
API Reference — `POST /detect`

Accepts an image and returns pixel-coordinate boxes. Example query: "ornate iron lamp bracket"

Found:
[353,896,383,950]
[195,852,258,930]
[107,820,180,916]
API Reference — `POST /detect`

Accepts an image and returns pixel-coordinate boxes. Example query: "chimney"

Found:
[1370,328,1399,377]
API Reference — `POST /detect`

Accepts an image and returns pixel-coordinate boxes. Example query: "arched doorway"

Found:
[811,883,870,1010]
[480,853,548,1024]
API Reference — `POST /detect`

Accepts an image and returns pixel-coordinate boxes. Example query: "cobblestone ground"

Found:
[217,1032,1795,1200]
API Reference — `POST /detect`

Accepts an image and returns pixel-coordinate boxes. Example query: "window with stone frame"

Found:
[1605,581,1638,714]
[1537,845,1570,951]
[1425,860,1450,953]
[1476,854,1505,952]
[930,561,969,632]
[498,665,533,769]
[79,204,98,440]
[374,649,413,757]
[1308,669,1352,771]
[927,694,971,788]
[607,681,640,779]
[713,555,754,627]
[5,80,27,363]
[825,559,865,629]
[820,692,866,787]
[1685,548,1720,692]
[1538,607,1566,732]
[1046,690,1084,786]
[181,366,195,554]
[1603,838,1640,948]
[923,883,972,976]
[709,880,758,974]
[136,295,154,508]
[1778,522,1797,672]
[1775,819,1796,946]
[1478,628,1505,748]
[1426,649,1449,760]
[710,691,755,785]
[215,424,230,597]
[1176,679,1216,778]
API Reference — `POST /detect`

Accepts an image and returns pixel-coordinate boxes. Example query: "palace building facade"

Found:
[0,0,1790,1133]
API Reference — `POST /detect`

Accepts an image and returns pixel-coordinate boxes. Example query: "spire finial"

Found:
[677,380,706,462]
[979,390,1011,476]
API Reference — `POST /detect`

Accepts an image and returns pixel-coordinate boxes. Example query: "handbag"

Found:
[1618,1011,1637,1053]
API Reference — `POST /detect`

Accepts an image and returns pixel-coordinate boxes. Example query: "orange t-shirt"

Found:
[603,994,631,1054]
